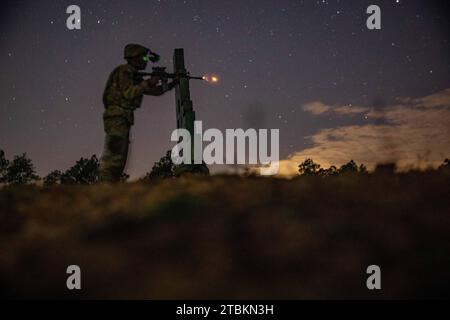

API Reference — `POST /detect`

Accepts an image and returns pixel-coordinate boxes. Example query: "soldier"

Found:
[99,44,177,182]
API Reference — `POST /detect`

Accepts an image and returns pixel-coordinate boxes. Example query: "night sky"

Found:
[1,0,449,178]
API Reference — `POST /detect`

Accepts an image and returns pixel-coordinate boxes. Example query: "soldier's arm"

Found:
[119,69,149,100]
[144,81,177,96]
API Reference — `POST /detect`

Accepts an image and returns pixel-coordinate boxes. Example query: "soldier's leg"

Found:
[99,116,130,182]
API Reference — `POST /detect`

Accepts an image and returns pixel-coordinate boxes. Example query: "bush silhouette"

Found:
[43,170,63,186]
[374,163,397,174]
[144,150,175,180]
[43,155,128,185]
[439,158,450,173]
[298,158,368,177]
[60,155,99,185]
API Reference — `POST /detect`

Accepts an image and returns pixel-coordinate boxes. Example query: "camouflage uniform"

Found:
[99,44,170,182]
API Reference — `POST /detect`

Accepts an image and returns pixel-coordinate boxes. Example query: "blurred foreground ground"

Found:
[1,172,449,299]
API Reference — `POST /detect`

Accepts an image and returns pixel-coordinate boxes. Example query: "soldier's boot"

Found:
[99,153,127,182]
[99,136,129,182]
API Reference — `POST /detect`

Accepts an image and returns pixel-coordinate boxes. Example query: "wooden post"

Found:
[172,48,209,175]
[173,48,195,136]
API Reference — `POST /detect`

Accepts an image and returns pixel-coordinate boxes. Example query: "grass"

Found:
[1,171,449,299]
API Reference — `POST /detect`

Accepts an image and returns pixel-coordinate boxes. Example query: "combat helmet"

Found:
[124,44,160,63]
[124,44,150,59]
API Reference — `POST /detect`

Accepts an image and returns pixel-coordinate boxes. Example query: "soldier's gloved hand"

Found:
[168,81,177,90]
[161,80,177,92]
[147,76,161,87]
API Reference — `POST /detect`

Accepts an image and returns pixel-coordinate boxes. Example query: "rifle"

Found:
[136,67,205,81]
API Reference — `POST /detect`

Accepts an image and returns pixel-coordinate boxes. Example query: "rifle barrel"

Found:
[137,72,204,80]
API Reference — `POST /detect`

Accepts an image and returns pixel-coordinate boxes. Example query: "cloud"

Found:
[400,88,450,108]
[334,105,371,115]
[302,101,370,116]
[302,101,330,115]
[277,88,450,177]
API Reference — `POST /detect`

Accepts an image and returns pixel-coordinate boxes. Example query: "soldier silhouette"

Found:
[99,44,177,182]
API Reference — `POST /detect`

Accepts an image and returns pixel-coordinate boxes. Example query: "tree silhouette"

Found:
[358,164,368,174]
[0,150,9,183]
[339,160,359,174]
[340,160,368,174]
[5,153,39,185]
[298,158,321,176]
[318,165,339,177]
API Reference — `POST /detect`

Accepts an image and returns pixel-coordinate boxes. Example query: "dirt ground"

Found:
[1,172,449,299]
